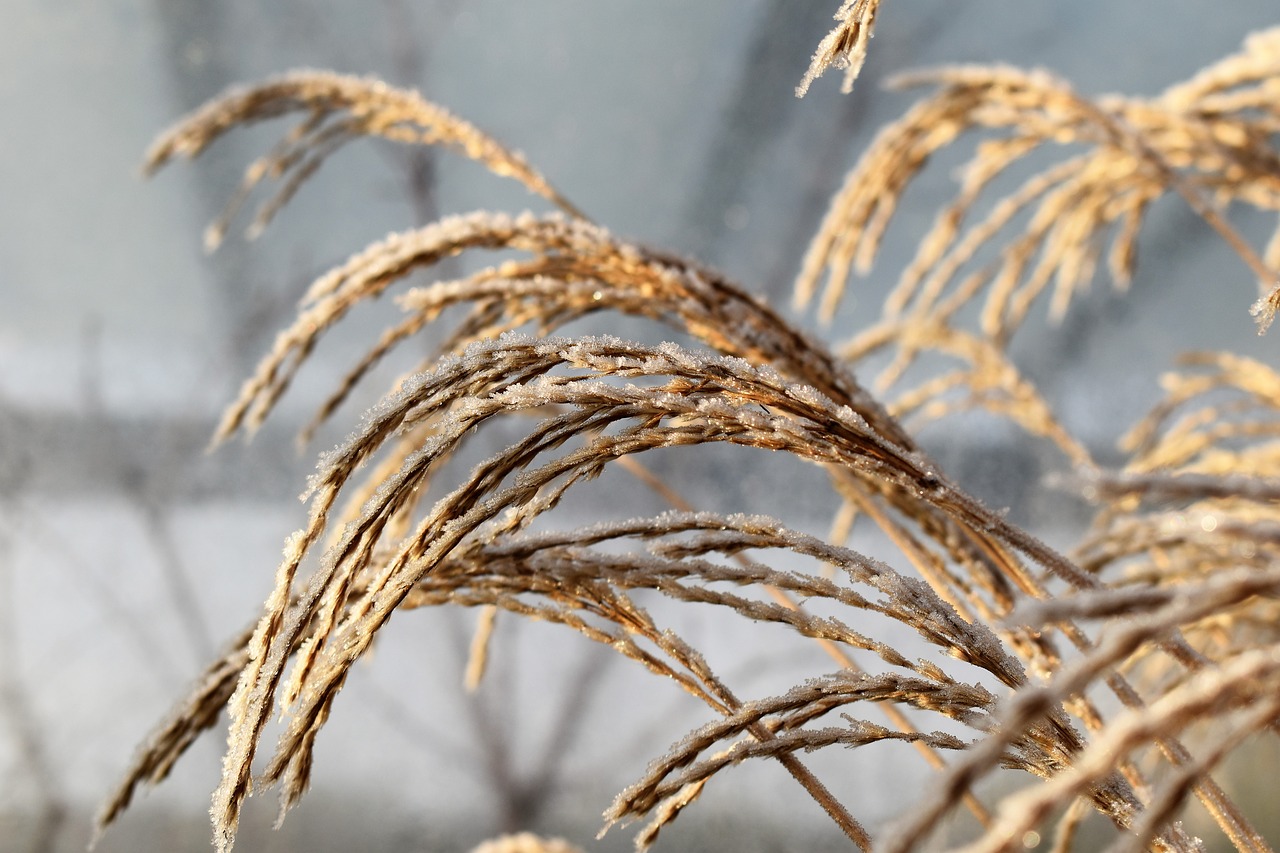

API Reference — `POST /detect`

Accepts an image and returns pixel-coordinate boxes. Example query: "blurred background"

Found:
[2,2,1277,851]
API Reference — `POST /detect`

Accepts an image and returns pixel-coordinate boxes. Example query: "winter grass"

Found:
[96,20,1280,853]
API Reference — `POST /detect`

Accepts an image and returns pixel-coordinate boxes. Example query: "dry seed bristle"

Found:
[796,0,885,97]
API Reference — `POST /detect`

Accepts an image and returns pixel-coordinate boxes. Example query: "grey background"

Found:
[2,2,1277,851]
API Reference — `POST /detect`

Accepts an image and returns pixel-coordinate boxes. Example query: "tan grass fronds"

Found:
[792,33,1280,453]
[210,335,1049,847]
[619,724,969,831]
[94,625,254,841]
[1121,351,1280,468]
[194,335,958,848]
[1012,564,1280,637]
[887,572,1280,853]
[210,210,910,450]
[1065,352,1280,715]
[1101,693,1280,853]
[839,317,1092,465]
[1092,353,1280,579]
[1080,469,1280,506]
[113,333,1108,850]
[98,54,1280,853]
[796,0,883,97]
[191,323,1228,848]
[137,73,1101,672]
[953,646,1280,853]
[796,31,1280,335]
[605,672,989,832]
[144,69,585,250]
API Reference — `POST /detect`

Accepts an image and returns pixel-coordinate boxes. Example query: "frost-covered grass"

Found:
[95,18,1280,853]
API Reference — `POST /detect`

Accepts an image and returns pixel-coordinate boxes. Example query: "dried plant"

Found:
[797,29,1280,455]
[796,0,884,97]
[1067,352,1280,700]
[96,20,1280,853]
[799,29,1280,329]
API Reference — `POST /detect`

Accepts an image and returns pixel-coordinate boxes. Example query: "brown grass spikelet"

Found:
[93,626,254,844]
[796,0,884,97]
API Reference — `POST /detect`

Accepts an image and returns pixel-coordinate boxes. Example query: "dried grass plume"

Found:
[95,21,1280,853]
